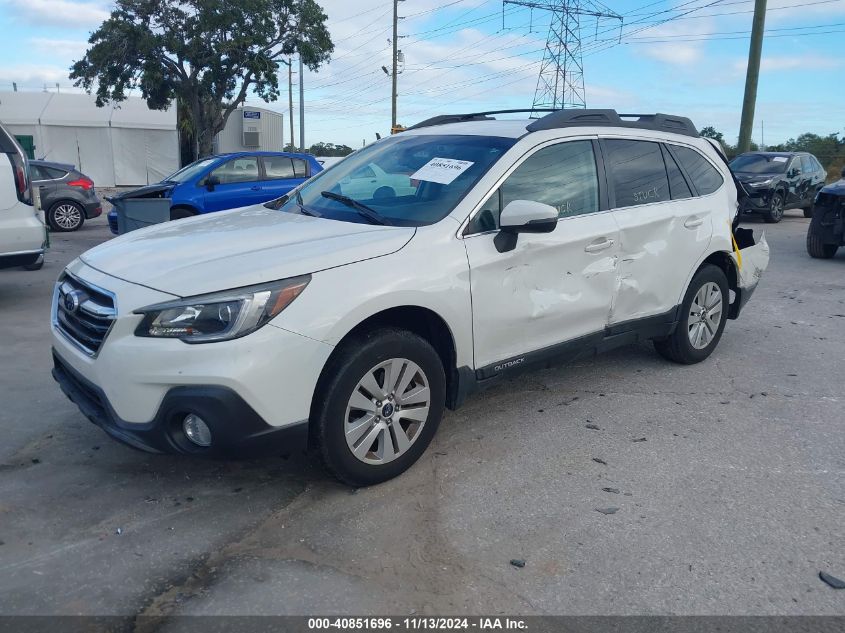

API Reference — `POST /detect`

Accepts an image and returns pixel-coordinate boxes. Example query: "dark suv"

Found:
[730,152,827,223]
[30,160,102,232]
[806,166,845,259]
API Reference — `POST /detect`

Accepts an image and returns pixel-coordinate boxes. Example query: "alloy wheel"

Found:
[53,203,82,230]
[770,195,784,221]
[344,358,431,465]
[687,281,723,350]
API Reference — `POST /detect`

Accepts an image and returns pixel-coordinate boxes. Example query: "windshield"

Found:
[730,154,788,174]
[163,158,217,183]
[269,134,515,226]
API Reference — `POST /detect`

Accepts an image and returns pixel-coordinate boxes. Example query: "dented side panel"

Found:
[609,196,714,324]
[465,212,620,369]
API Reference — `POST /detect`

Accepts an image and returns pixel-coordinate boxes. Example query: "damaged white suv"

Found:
[51,109,769,486]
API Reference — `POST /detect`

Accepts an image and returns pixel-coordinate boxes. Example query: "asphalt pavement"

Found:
[0,208,843,616]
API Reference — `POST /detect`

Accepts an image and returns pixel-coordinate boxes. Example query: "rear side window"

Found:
[262,156,295,179]
[604,139,669,208]
[292,158,308,178]
[671,146,723,196]
[661,145,692,200]
[41,166,67,180]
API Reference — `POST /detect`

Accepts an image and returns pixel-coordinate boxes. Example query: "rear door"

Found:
[603,138,715,325]
[202,156,264,211]
[260,155,308,200]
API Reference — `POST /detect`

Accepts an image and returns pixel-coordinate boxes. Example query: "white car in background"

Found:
[339,162,417,200]
[51,109,769,486]
[0,122,46,270]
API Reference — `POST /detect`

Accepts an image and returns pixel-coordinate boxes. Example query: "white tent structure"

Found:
[0,91,178,187]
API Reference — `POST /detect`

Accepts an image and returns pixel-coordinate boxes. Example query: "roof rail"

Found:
[406,109,556,130]
[407,108,699,138]
[526,109,699,137]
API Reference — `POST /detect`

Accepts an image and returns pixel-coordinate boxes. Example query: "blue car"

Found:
[107,151,323,234]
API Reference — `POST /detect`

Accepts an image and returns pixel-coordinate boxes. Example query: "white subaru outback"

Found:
[51,109,769,486]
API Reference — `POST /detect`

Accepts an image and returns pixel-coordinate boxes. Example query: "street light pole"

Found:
[391,0,398,132]
[278,59,296,151]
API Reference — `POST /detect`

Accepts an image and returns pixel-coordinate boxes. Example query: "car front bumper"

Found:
[51,260,335,455]
[52,352,308,456]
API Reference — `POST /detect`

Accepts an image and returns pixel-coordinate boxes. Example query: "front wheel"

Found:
[314,328,446,486]
[170,207,196,221]
[764,192,784,223]
[654,265,729,365]
[803,205,814,219]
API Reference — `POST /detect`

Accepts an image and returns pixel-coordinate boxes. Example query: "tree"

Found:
[306,141,354,157]
[699,126,724,143]
[71,0,333,160]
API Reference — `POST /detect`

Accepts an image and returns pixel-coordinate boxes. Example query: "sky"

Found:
[0,0,843,149]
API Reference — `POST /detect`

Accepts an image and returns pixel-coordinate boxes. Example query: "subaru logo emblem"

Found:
[64,291,82,313]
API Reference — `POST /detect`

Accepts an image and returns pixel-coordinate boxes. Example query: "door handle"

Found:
[684,216,704,229]
[584,238,614,253]
[250,186,262,191]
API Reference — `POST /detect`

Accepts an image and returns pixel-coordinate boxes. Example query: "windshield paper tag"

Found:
[772,157,787,162]
[411,158,474,185]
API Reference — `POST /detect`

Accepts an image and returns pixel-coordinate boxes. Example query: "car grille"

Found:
[53,274,116,356]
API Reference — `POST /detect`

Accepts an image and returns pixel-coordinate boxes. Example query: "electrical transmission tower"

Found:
[503,1,621,113]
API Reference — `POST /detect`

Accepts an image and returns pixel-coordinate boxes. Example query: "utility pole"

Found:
[738,0,767,153]
[391,0,399,132]
[278,59,296,151]
[299,56,305,152]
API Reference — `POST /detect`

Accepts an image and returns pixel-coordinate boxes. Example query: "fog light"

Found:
[183,414,212,447]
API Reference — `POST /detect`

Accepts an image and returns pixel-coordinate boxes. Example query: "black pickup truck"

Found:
[806,167,845,259]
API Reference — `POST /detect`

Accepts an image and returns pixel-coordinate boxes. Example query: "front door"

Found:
[203,156,264,211]
[463,139,620,371]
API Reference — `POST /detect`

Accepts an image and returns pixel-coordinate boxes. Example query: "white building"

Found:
[0,91,178,187]
[214,106,285,154]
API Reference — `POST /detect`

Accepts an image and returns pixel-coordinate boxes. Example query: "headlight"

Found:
[749,178,774,187]
[134,275,310,343]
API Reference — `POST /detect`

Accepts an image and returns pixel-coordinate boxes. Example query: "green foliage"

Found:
[699,126,724,143]
[307,142,354,157]
[70,0,333,159]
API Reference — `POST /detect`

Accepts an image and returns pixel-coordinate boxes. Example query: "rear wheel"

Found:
[48,201,84,232]
[314,328,445,486]
[763,192,784,223]
[654,265,729,365]
[802,205,814,219]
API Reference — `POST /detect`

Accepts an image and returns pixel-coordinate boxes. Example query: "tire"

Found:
[22,254,44,271]
[654,264,729,365]
[803,205,813,219]
[373,186,395,199]
[48,201,85,232]
[806,221,838,259]
[763,191,784,223]
[314,328,446,486]
[170,207,196,220]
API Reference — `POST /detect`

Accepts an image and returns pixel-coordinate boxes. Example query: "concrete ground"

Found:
[0,207,843,617]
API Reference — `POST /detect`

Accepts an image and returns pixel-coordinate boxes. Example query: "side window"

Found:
[800,156,813,172]
[604,139,669,208]
[292,158,308,178]
[30,165,47,181]
[661,144,692,200]
[44,166,67,180]
[262,156,295,179]
[210,157,259,184]
[671,146,724,196]
[351,165,376,179]
[465,140,599,234]
[811,156,824,172]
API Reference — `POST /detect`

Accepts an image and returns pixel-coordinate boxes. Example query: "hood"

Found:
[820,178,845,195]
[81,205,416,296]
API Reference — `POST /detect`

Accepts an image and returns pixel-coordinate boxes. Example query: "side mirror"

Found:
[495,200,558,253]
[788,168,799,178]
[499,199,558,234]
[205,175,219,191]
